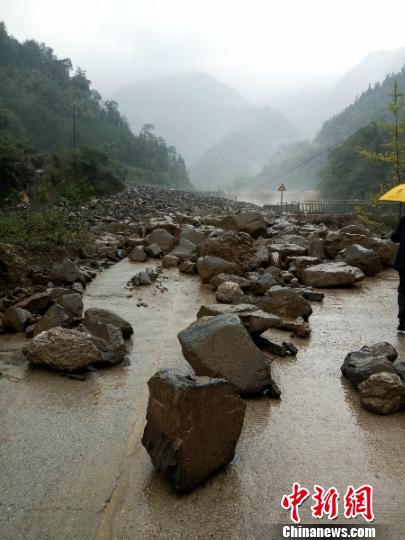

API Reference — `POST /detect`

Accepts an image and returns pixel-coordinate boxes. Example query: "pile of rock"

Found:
[341,342,405,414]
[22,307,133,371]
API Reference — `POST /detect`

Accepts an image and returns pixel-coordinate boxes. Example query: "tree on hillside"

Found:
[359,80,405,186]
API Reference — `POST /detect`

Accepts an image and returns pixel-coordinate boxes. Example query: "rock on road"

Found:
[1,260,405,539]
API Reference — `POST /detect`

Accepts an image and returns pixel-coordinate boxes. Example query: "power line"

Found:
[247,110,394,190]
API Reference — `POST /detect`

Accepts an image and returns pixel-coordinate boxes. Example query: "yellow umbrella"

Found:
[378,184,405,202]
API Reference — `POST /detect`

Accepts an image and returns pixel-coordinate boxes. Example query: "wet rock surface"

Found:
[142,368,246,493]
[178,314,277,396]
[83,307,134,339]
[23,327,102,370]
[358,372,405,415]
[301,261,364,287]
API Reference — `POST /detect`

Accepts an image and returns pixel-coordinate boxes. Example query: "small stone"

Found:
[129,246,148,262]
[145,243,163,258]
[83,308,133,339]
[3,307,33,332]
[161,255,180,268]
[358,372,405,415]
[179,260,197,274]
[215,282,243,304]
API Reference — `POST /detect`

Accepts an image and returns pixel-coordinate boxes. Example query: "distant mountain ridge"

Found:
[112,72,250,164]
[112,72,300,189]
[248,64,405,192]
[190,107,299,189]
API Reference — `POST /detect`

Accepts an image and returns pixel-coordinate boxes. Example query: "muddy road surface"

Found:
[1,261,404,539]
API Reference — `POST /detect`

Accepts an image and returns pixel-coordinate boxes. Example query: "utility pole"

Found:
[72,102,77,149]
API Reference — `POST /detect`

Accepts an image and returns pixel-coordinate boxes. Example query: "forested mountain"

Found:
[317,124,395,199]
[190,108,298,189]
[0,22,191,202]
[247,68,405,196]
[315,68,405,146]
[322,48,405,125]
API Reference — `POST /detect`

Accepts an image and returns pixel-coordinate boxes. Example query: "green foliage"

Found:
[316,68,405,147]
[0,136,126,204]
[359,81,405,184]
[319,81,405,200]
[0,208,92,251]
[318,124,393,199]
[0,22,191,192]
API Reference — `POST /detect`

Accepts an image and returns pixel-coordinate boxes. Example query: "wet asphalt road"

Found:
[1,260,404,539]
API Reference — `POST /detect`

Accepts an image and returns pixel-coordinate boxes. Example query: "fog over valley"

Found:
[2,0,405,195]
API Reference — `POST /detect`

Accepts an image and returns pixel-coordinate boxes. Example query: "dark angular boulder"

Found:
[178,314,277,396]
[142,368,246,493]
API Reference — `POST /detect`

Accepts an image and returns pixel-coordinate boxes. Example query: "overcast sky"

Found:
[2,0,405,102]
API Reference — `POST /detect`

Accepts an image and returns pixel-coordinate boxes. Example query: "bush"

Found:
[0,208,92,251]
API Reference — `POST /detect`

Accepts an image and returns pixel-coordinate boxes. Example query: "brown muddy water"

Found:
[1,260,404,540]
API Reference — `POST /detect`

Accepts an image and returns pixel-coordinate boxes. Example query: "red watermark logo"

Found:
[281,483,374,524]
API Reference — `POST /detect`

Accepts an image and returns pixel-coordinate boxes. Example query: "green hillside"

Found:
[0,22,191,202]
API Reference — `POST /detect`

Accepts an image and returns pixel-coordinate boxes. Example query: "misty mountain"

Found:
[247,65,405,193]
[323,47,405,122]
[190,107,299,189]
[268,47,405,139]
[112,72,249,163]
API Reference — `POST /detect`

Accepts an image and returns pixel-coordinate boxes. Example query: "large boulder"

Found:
[178,314,278,396]
[325,231,396,265]
[197,256,238,283]
[179,227,206,246]
[202,212,266,237]
[341,343,398,387]
[83,308,133,339]
[336,244,383,276]
[199,232,255,272]
[301,262,364,288]
[50,259,80,284]
[142,368,246,492]
[358,373,405,415]
[232,212,267,237]
[23,327,102,370]
[146,228,175,253]
[259,289,312,320]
